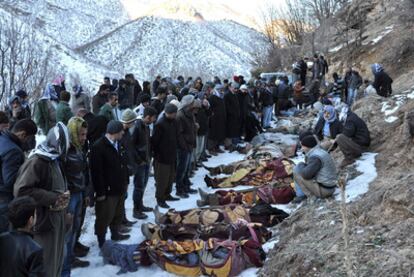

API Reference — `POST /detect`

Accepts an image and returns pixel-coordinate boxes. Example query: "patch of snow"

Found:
[335,153,378,203]
[371,26,394,45]
[407,91,414,99]
[330,220,335,225]
[329,43,345,53]
[385,116,398,123]
[262,239,279,253]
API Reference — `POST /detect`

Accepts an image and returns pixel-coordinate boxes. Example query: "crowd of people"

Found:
[0,55,390,276]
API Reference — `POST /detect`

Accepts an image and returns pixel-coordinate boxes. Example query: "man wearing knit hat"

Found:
[152,103,179,208]
[90,120,130,247]
[292,135,338,203]
[175,95,197,198]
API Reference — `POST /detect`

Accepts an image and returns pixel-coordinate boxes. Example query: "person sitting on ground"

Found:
[336,106,371,168]
[0,196,45,276]
[314,105,343,150]
[292,135,338,203]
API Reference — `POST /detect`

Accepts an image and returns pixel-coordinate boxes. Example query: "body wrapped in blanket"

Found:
[141,221,272,243]
[197,185,295,207]
[204,158,294,188]
[154,203,289,228]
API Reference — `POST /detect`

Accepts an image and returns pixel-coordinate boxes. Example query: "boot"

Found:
[204,175,213,187]
[74,242,89,258]
[157,200,170,209]
[176,191,189,198]
[141,205,153,212]
[133,208,149,220]
[118,225,131,234]
[196,199,207,207]
[111,231,130,241]
[122,217,137,227]
[71,257,90,268]
[166,195,180,201]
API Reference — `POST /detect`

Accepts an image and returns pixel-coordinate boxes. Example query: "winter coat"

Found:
[293,82,304,101]
[224,92,241,138]
[373,71,393,97]
[0,231,45,277]
[342,112,370,147]
[133,81,142,106]
[71,93,91,113]
[151,98,165,116]
[259,88,273,107]
[312,59,322,80]
[131,119,151,167]
[151,114,178,164]
[314,117,343,140]
[176,108,197,151]
[208,94,226,142]
[119,129,136,176]
[152,80,160,95]
[117,86,133,110]
[90,136,129,198]
[14,155,65,233]
[331,78,345,97]
[92,93,108,115]
[245,111,262,142]
[195,105,210,136]
[63,144,88,193]
[5,104,31,129]
[320,59,329,76]
[99,103,115,122]
[83,113,108,145]
[295,146,337,187]
[0,132,24,202]
[55,101,73,125]
[278,82,291,100]
[34,99,57,135]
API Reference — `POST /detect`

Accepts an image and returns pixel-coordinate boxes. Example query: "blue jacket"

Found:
[0,132,24,201]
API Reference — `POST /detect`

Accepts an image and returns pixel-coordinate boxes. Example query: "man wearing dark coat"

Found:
[224,84,242,147]
[207,85,226,154]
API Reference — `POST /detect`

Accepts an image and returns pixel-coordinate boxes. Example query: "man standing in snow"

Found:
[90,120,130,248]
[152,104,179,208]
[293,135,338,203]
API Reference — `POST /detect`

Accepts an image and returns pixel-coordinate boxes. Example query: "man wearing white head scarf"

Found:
[14,122,70,277]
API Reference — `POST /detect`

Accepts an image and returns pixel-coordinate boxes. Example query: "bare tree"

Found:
[303,0,347,26]
[0,18,53,107]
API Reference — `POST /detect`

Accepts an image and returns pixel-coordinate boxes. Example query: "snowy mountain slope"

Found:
[1,0,129,48]
[79,16,269,80]
[0,7,118,95]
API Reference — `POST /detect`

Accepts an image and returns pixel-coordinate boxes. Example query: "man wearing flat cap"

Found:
[90,120,130,247]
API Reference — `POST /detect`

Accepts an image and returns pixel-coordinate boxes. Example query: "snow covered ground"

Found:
[72,133,378,276]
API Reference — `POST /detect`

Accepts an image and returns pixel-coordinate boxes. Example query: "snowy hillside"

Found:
[79,16,268,80]
[1,0,129,48]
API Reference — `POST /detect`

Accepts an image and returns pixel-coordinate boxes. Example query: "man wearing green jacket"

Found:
[56,91,73,125]
[99,92,119,121]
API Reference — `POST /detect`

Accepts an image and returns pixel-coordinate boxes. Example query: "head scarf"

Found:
[33,122,70,160]
[73,84,83,96]
[8,95,21,109]
[339,105,350,122]
[323,105,337,123]
[67,117,86,150]
[371,63,384,75]
[52,75,65,86]
[40,84,58,101]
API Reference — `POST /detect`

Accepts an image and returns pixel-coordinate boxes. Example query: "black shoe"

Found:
[118,225,131,234]
[141,206,153,212]
[122,218,137,227]
[176,192,189,198]
[204,175,213,187]
[166,195,180,201]
[74,242,89,257]
[205,154,212,158]
[185,188,197,194]
[291,196,307,204]
[71,257,90,268]
[133,210,149,219]
[196,162,203,167]
[111,232,130,241]
[157,201,170,209]
[201,157,208,162]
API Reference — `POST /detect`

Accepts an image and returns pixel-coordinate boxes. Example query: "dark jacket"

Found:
[320,58,329,76]
[55,101,73,125]
[5,106,31,129]
[0,231,45,277]
[373,71,393,97]
[208,94,226,142]
[176,108,197,151]
[151,114,178,164]
[90,137,129,198]
[83,113,108,145]
[314,117,343,140]
[0,132,24,202]
[295,157,322,180]
[116,86,130,110]
[342,112,371,147]
[195,106,210,136]
[151,98,164,116]
[120,129,136,176]
[278,82,291,100]
[224,92,241,138]
[63,145,88,193]
[92,93,108,115]
[152,80,160,95]
[131,119,151,167]
[259,88,273,107]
